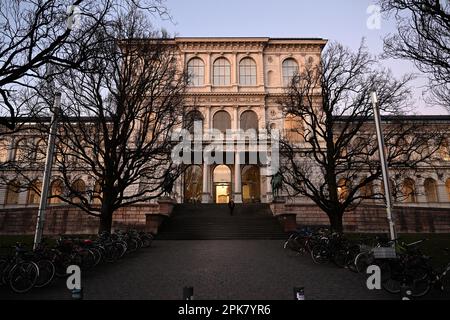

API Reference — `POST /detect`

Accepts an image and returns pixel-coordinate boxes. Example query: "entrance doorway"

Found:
[184,165,202,203]
[213,165,231,203]
[242,165,260,203]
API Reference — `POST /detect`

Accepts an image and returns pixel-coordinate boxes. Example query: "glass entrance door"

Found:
[215,183,231,203]
[213,165,232,204]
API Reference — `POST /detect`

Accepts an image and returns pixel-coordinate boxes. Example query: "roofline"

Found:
[335,115,450,122]
[124,37,328,46]
[2,115,449,125]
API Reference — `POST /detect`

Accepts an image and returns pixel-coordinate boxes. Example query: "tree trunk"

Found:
[328,212,344,234]
[98,203,114,233]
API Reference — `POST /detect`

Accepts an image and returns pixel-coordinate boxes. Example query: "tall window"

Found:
[93,180,102,205]
[446,178,450,202]
[337,178,351,203]
[240,110,258,131]
[49,179,64,204]
[284,115,304,142]
[402,178,416,203]
[187,58,204,86]
[71,179,86,204]
[4,180,20,205]
[213,110,231,133]
[239,58,256,86]
[27,180,41,205]
[424,178,439,203]
[213,58,231,86]
[282,58,299,86]
[184,110,204,134]
[14,139,28,162]
[0,139,9,162]
[440,139,450,161]
[34,139,46,162]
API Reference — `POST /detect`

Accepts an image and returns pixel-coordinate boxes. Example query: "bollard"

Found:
[400,283,412,300]
[183,286,194,300]
[71,288,83,300]
[294,287,305,300]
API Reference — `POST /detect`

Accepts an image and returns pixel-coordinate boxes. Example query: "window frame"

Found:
[239,57,257,86]
[213,57,231,86]
[187,57,205,87]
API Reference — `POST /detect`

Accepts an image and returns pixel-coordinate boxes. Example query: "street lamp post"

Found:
[33,92,61,250]
[371,91,396,241]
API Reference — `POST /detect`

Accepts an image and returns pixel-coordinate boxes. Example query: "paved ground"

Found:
[1,240,399,300]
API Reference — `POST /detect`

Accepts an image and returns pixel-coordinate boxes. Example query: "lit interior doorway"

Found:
[242,165,260,203]
[213,165,231,203]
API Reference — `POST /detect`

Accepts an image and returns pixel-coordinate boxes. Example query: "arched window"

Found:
[440,139,450,161]
[446,178,450,202]
[92,180,102,205]
[34,139,46,162]
[27,180,41,205]
[71,179,86,204]
[360,179,374,199]
[240,110,258,131]
[187,58,205,86]
[14,139,29,162]
[184,110,204,134]
[239,57,256,86]
[282,58,298,86]
[4,180,20,205]
[0,139,9,162]
[213,110,231,133]
[213,58,231,86]
[337,178,351,203]
[49,179,64,204]
[424,178,439,203]
[402,178,416,203]
[284,115,304,142]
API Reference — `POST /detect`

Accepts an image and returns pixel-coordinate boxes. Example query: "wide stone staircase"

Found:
[156,203,287,240]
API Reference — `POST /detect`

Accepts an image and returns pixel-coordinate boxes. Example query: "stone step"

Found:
[157,203,286,240]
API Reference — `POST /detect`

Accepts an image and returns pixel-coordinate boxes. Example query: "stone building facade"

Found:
[0,38,449,235]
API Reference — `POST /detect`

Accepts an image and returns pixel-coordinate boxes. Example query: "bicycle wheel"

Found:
[354,251,373,274]
[381,261,402,294]
[284,236,303,257]
[80,250,96,269]
[54,253,71,278]
[440,269,450,293]
[141,235,153,248]
[407,267,431,297]
[90,248,102,266]
[311,244,330,264]
[34,259,55,288]
[333,249,348,268]
[9,261,39,293]
[126,239,138,253]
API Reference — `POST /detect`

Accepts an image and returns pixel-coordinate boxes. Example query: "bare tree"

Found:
[278,42,444,233]
[0,0,171,131]
[26,6,185,233]
[379,0,450,110]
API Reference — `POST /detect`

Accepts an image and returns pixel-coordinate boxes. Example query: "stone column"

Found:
[437,181,448,203]
[233,107,239,130]
[415,177,426,204]
[201,162,210,203]
[234,152,243,203]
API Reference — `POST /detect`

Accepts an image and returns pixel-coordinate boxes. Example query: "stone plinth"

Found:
[269,198,286,216]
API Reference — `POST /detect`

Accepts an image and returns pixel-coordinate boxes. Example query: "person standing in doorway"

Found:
[228,199,235,216]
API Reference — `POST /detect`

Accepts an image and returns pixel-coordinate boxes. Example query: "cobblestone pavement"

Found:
[0,240,403,300]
